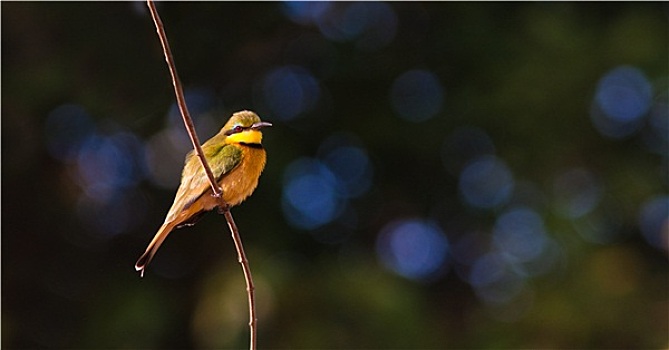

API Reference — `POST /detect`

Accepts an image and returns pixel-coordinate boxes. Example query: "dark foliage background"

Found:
[3,2,667,349]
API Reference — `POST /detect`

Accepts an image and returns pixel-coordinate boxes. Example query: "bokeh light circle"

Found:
[638,195,669,252]
[468,252,526,305]
[493,207,547,263]
[322,145,373,198]
[262,66,320,121]
[44,104,96,163]
[390,69,444,122]
[282,2,397,51]
[459,155,514,209]
[553,168,601,219]
[591,65,653,139]
[595,66,652,123]
[376,218,449,281]
[75,132,146,202]
[281,158,343,230]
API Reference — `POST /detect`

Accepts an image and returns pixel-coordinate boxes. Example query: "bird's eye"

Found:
[226,125,244,135]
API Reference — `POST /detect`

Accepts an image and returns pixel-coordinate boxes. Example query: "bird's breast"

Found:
[220,145,267,206]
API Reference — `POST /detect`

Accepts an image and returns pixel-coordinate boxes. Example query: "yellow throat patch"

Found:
[226,129,263,145]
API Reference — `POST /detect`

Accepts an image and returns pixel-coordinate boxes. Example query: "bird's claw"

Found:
[217,203,231,214]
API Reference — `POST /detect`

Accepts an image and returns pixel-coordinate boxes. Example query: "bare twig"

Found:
[145,0,221,196]
[221,208,257,349]
[145,1,257,349]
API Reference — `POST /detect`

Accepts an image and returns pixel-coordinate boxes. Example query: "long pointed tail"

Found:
[135,222,175,277]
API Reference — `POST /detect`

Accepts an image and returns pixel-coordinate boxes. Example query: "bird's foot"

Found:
[217,203,231,214]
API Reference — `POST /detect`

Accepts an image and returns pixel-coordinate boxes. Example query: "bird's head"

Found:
[223,110,272,145]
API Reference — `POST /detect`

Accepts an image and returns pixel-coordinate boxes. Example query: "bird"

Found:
[135,110,271,277]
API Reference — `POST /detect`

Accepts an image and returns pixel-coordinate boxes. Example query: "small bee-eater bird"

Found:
[135,110,271,277]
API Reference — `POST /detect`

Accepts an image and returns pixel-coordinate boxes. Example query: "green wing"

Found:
[163,143,242,224]
[207,143,243,182]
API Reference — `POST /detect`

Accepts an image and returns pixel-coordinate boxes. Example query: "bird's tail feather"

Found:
[135,222,175,277]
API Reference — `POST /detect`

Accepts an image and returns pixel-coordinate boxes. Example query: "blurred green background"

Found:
[3,2,667,349]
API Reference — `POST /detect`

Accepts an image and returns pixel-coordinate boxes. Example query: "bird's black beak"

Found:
[251,121,272,130]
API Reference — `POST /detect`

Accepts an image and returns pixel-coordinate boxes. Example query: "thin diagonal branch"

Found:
[145,1,257,349]
[146,0,221,197]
